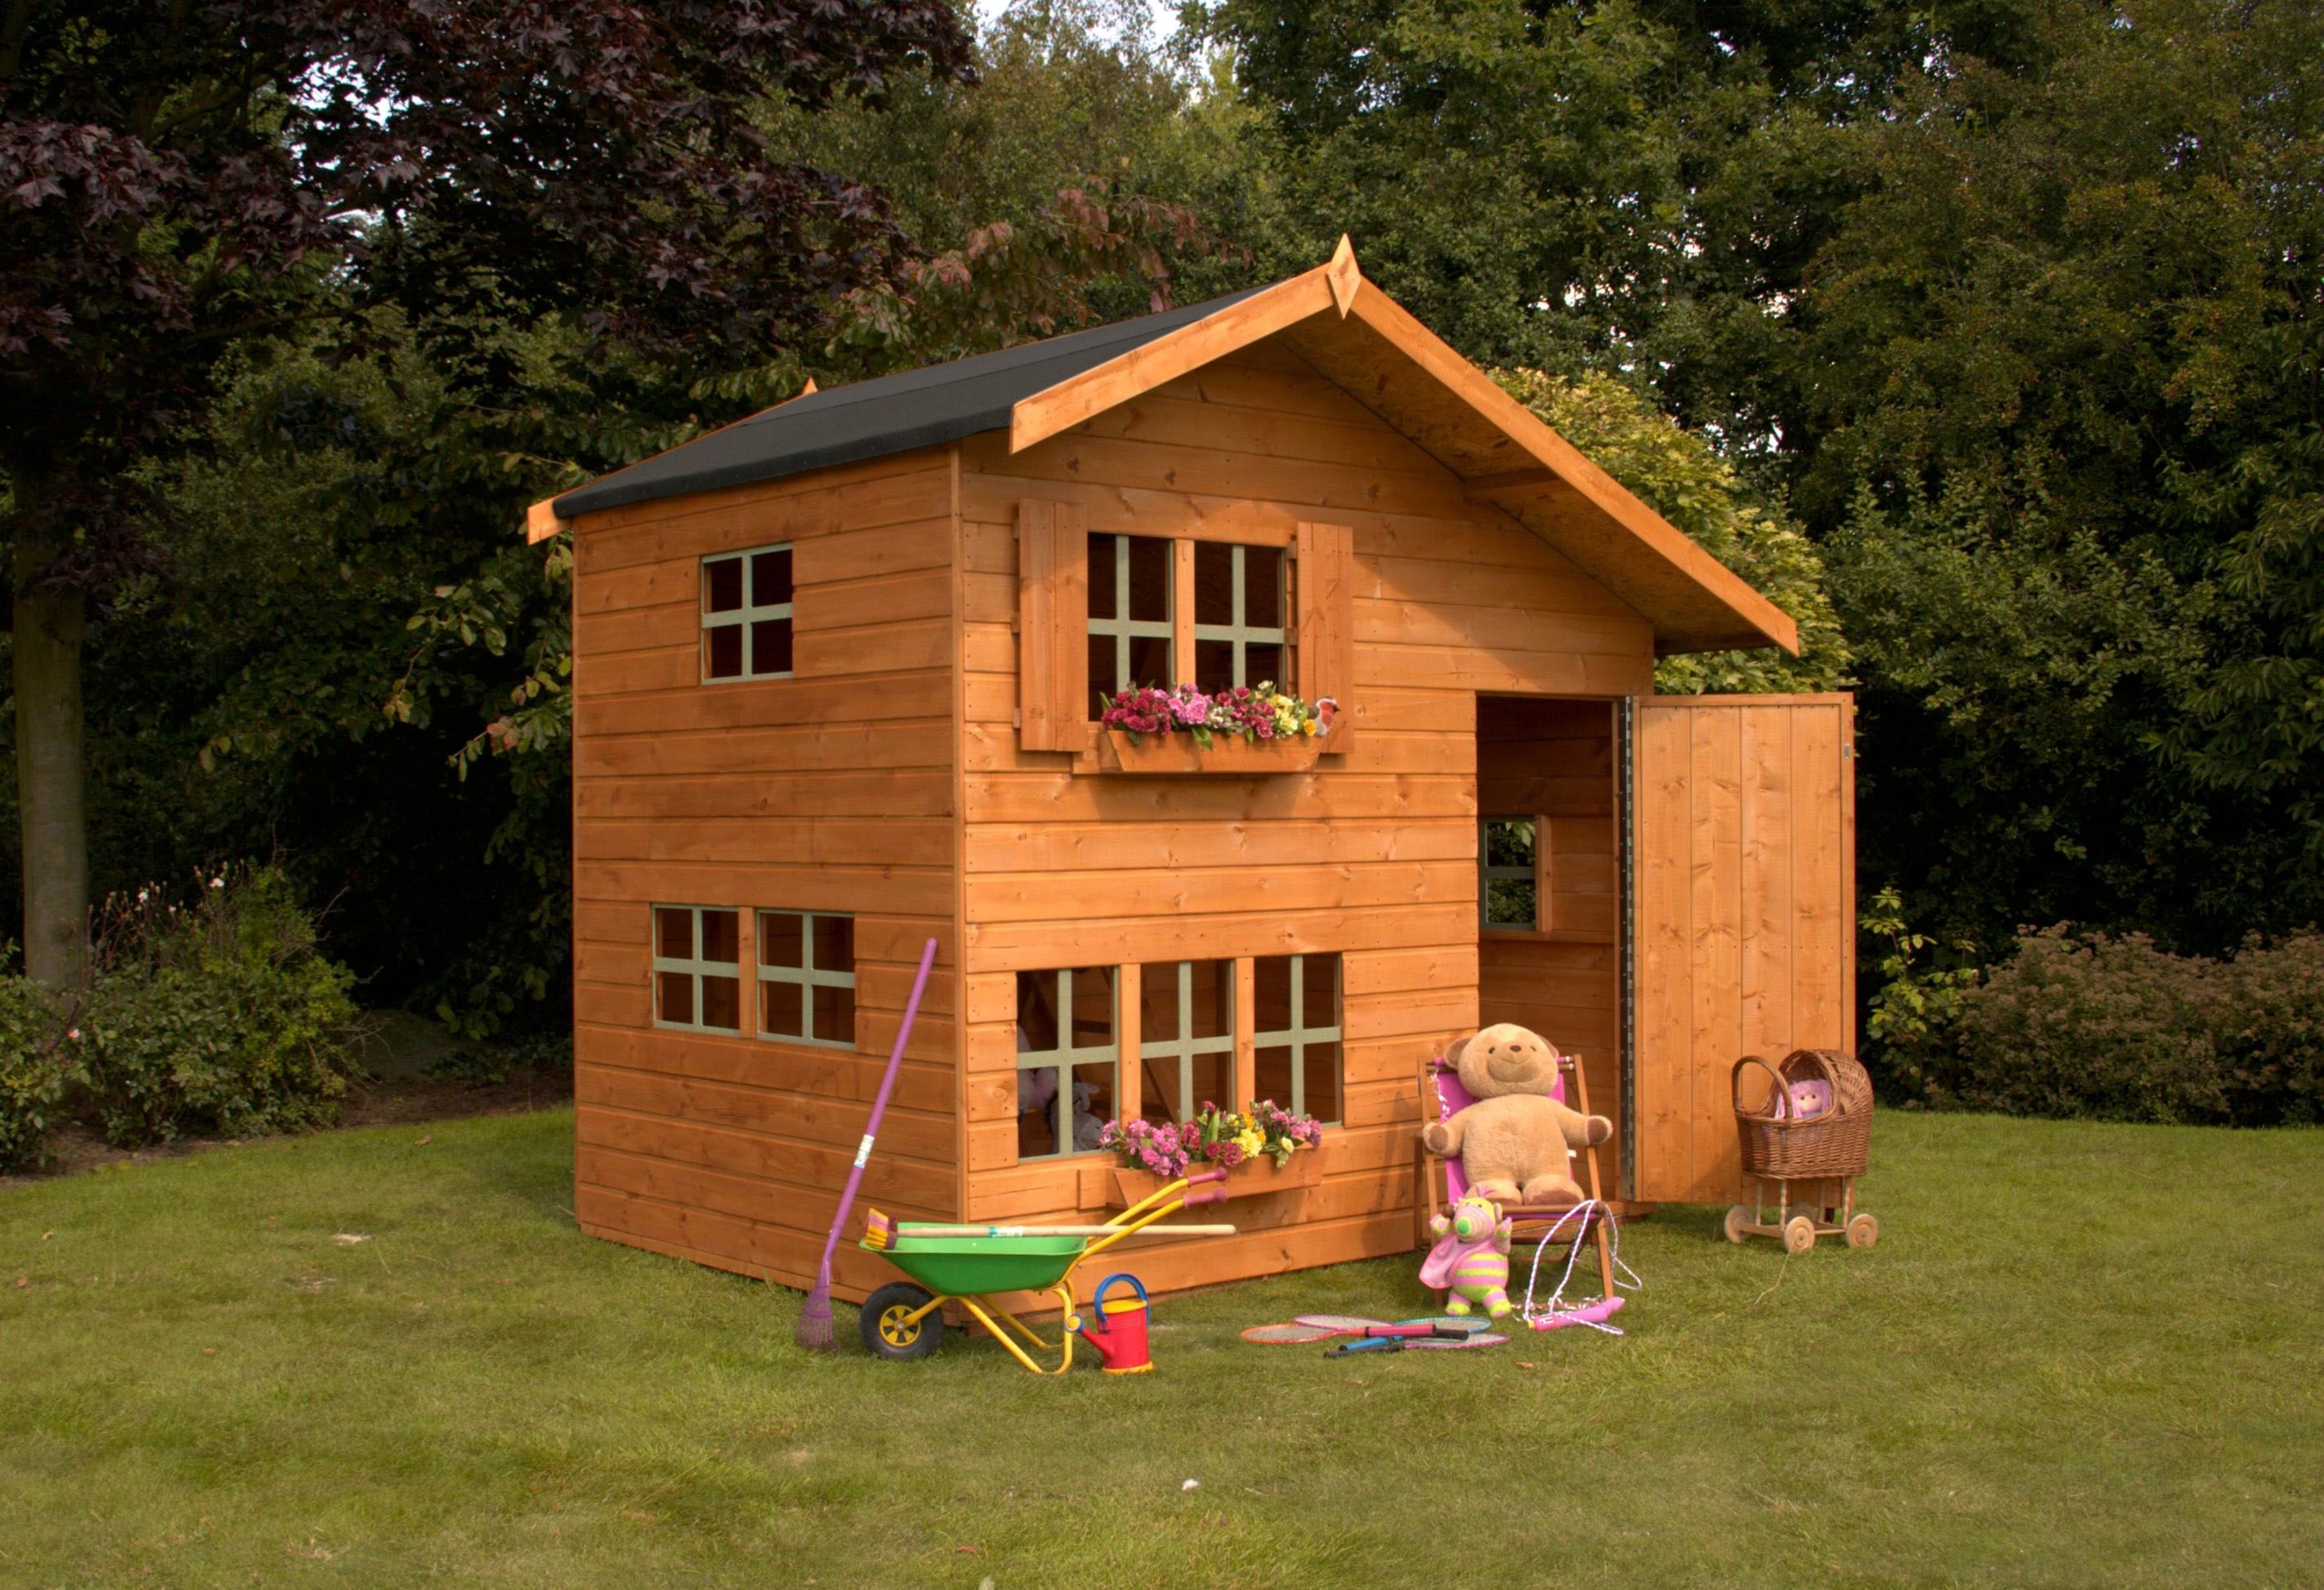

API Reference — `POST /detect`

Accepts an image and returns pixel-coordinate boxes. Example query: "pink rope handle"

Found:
[814,936,938,1280]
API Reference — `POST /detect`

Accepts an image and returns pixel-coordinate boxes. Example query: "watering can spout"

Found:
[1073,1273,1154,1375]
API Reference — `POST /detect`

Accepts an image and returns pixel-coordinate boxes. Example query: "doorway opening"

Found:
[1475,695,1627,1195]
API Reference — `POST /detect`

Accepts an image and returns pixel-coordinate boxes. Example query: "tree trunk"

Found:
[12,534,88,985]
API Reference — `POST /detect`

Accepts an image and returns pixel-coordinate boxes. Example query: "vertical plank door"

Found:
[1629,694,1856,1205]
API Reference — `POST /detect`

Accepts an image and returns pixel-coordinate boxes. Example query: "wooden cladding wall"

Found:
[1631,694,1856,1207]
[569,449,962,1302]
[1475,696,1624,1196]
[956,341,1657,1298]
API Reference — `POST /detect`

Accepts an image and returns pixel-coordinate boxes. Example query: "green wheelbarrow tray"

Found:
[873,1232,1088,1296]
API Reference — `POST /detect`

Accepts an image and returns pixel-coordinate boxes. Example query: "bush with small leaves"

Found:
[81,869,360,1146]
[1902,926,2324,1127]
[0,962,77,1171]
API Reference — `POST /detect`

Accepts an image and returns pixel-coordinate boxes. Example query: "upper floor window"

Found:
[1015,504,1353,755]
[703,544,793,681]
[1137,959,1235,1122]
[1254,952,1341,1123]
[1088,531,1173,715]
[654,905,741,1032]
[1194,541,1285,692]
[1016,965,1118,1160]
[758,910,855,1048]
[1482,817,1540,932]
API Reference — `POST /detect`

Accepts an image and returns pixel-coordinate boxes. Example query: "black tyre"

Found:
[861,1282,944,1360]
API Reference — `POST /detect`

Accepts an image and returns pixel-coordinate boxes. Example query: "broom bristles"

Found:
[794,1272,837,1350]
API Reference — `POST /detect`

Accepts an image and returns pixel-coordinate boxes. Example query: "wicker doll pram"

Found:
[1724,1048,1880,1252]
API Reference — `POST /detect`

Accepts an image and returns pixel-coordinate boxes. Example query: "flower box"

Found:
[1105,1146,1325,1209]
[1088,729,1327,776]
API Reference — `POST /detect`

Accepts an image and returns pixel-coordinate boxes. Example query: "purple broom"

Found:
[796,935,938,1349]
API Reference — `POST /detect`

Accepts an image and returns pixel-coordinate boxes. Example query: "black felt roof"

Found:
[554,287,1268,518]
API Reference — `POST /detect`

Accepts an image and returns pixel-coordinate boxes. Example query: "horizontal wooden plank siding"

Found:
[958,342,1653,1295]
[570,448,963,1298]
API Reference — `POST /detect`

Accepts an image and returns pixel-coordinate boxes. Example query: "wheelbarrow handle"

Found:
[1186,1168,1230,1186]
[1184,1183,1231,1207]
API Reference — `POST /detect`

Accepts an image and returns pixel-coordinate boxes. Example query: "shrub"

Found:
[1893,925,2324,1126]
[81,868,361,1146]
[0,963,78,1171]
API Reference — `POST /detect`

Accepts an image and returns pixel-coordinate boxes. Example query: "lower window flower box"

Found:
[1104,1146,1326,1209]
[1085,729,1328,775]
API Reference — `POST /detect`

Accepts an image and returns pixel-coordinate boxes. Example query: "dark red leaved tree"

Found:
[0,1,972,981]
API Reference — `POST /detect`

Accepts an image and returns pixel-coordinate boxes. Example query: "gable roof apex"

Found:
[545,247,1797,657]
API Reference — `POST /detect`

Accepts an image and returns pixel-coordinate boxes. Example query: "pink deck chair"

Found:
[1417,1051,1617,1303]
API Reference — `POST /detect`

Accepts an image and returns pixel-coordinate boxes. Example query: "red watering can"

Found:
[1071,1274,1153,1375]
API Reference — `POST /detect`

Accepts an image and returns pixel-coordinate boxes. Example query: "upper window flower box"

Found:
[1088,730,1325,775]
[1080,684,1339,775]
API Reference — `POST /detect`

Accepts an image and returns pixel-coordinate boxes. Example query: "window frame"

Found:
[701,542,794,683]
[1480,815,1542,933]
[1253,952,1343,1123]
[1087,531,1175,709]
[651,904,743,1034]
[1138,959,1236,1123]
[755,909,857,1050]
[1014,966,1119,1161]
[1194,541,1288,691]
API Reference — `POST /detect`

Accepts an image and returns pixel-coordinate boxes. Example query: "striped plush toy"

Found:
[1420,1191,1514,1319]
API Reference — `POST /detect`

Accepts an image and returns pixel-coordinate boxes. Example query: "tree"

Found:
[1,0,973,982]
[1494,369,1848,694]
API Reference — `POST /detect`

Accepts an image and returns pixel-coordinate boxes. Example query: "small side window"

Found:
[653,905,742,1032]
[703,544,793,681]
[757,911,855,1048]
[1481,817,1540,932]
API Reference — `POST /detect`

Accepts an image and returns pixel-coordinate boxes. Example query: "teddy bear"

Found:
[1420,1190,1513,1318]
[1421,1022,1612,1205]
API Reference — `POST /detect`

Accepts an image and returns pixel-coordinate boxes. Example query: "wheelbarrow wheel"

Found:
[861,1282,944,1360]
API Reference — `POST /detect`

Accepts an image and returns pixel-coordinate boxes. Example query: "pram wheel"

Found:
[1723,1205,1751,1245]
[1846,1212,1880,1249]
[862,1282,944,1359]
[1782,1215,1817,1254]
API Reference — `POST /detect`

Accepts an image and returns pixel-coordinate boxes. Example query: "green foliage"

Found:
[1891,925,2324,1127]
[1494,369,1849,692]
[1823,479,2266,948]
[1859,886,1981,1089]
[425,1032,575,1087]
[79,869,361,1147]
[0,956,76,1172]
[1787,0,2324,953]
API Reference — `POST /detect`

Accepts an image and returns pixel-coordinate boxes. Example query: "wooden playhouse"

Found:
[539,242,1856,1309]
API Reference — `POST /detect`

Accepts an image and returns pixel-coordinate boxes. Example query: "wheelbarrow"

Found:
[856,1169,1235,1373]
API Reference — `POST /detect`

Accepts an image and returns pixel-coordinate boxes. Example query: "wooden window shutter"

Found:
[1295,520,1355,749]
[1017,499,1089,752]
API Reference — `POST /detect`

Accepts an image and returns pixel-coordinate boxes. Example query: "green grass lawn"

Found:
[3,1110,2319,1588]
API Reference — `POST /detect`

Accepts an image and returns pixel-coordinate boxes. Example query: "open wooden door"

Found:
[1625,694,1856,1204]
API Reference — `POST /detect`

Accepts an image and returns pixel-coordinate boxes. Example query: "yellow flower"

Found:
[1301,719,1317,736]
[1236,1128,1263,1158]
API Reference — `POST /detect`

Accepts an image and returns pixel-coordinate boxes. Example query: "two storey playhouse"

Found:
[539,242,1856,1308]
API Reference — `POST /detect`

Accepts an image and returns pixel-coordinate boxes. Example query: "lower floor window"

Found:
[1015,966,1118,1159]
[1254,952,1342,1123]
[1137,958,1234,1123]
[758,910,855,1047]
[653,905,741,1032]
